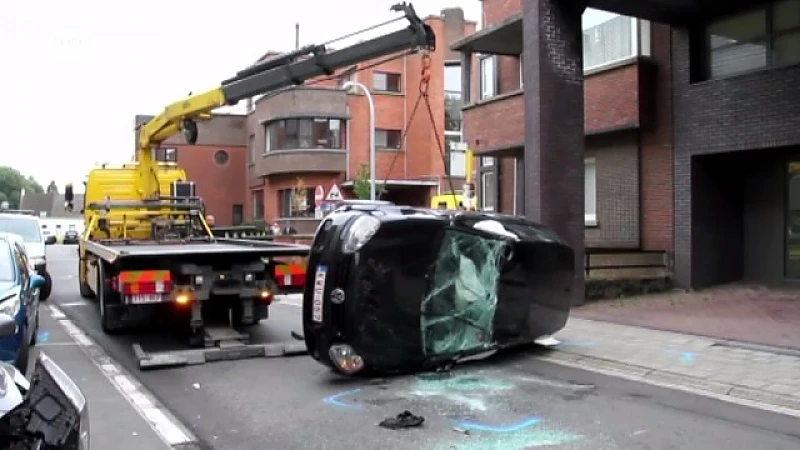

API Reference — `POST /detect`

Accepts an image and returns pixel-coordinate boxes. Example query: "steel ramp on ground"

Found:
[132,326,308,370]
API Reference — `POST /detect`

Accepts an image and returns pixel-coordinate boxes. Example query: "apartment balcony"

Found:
[462,91,525,156]
[250,149,347,178]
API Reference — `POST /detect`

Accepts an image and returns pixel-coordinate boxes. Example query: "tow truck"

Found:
[69,3,436,369]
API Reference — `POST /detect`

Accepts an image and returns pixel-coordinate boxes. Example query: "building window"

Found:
[707,1,800,79]
[479,55,497,100]
[582,9,650,71]
[278,187,315,218]
[214,150,229,166]
[585,158,597,226]
[444,62,463,133]
[519,55,524,87]
[248,135,255,165]
[375,129,402,150]
[265,118,346,151]
[446,135,466,177]
[372,71,401,93]
[156,147,177,162]
[479,157,496,211]
[252,190,264,220]
[232,204,243,226]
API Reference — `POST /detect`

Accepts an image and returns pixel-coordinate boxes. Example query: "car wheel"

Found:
[39,271,53,301]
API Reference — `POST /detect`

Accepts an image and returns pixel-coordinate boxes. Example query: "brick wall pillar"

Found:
[522,0,587,305]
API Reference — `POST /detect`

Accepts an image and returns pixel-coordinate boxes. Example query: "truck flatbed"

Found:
[85,238,309,263]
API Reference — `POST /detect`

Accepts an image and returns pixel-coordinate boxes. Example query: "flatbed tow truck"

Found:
[70,3,435,370]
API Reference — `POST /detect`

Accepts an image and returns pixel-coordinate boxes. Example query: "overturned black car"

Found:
[302,203,576,376]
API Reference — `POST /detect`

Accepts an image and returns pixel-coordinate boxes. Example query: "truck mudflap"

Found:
[133,329,308,370]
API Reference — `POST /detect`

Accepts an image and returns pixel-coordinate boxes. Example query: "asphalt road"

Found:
[46,245,800,450]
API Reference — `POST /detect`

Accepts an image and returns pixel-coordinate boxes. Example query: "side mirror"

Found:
[0,313,17,337]
[31,274,46,290]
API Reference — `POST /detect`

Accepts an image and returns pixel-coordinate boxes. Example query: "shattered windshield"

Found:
[421,230,508,357]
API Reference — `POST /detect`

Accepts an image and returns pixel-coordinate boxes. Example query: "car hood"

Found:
[25,242,46,260]
[0,282,15,295]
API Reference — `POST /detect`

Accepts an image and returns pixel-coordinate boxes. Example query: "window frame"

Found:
[278,187,316,218]
[264,118,347,151]
[479,157,496,212]
[705,1,800,80]
[375,129,403,150]
[584,157,598,226]
[372,71,402,93]
[479,55,498,100]
[252,190,264,220]
[581,9,650,72]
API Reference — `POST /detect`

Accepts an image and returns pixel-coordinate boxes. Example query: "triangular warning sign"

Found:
[326,183,342,201]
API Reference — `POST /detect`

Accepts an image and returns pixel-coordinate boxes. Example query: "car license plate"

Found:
[127,294,163,305]
[312,266,327,323]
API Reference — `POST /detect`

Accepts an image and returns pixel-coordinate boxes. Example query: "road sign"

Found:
[314,185,325,206]
[326,183,342,201]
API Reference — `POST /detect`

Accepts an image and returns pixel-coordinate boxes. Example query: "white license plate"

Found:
[127,294,163,305]
[312,266,327,323]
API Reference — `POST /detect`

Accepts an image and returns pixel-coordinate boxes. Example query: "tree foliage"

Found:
[0,166,44,209]
[353,163,386,200]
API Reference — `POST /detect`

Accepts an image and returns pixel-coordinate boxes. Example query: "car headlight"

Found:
[0,294,21,317]
[341,215,380,254]
[328,344,365,375]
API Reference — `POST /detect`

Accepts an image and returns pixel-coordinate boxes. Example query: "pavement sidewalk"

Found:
[30,304,192,450]
[546,317,800,415]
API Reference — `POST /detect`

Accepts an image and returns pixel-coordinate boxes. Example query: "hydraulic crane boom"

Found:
[135,2,435,199]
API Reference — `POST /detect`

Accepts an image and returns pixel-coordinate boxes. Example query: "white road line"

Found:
[46,304,198,448]
[58,301,90,308]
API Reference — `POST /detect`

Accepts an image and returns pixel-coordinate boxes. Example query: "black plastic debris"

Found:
[379,411,425,430]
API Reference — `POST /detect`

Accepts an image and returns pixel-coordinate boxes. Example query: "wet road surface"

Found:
[46,245,800,450]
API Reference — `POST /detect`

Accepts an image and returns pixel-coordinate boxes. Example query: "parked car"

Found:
[0,212,52,300]
[0,232,45,372]
[63,225,80,245]
[0,315,89,449]
[302,204,576,376]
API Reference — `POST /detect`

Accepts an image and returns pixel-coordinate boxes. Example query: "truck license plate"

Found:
[312,266,327,323]
[128,294,163,305]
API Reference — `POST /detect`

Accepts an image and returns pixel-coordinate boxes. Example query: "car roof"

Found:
[0,212,41,223]
[0,231,26,247]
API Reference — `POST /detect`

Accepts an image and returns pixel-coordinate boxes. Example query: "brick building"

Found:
[245,8,476,233]
[451,0,800,298]
[453,1,674,275]
[135,8,476,231]
[134,114,249,227]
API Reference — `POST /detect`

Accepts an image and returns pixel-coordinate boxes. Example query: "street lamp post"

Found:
[341,81,376,200]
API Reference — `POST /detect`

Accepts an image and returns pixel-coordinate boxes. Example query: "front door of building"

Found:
[785,162,800,278]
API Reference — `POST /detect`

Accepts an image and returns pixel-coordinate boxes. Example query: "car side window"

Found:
[14,243,29,285]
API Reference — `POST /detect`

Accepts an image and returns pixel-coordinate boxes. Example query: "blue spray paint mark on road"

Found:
[37,331,50,343]
[455,417,541,433]
[323,388,363,409]
[556,340,597,348]
[665,349,697,363]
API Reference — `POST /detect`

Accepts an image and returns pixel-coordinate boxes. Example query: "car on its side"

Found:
[0,232,45,372]
[0,212,52,300]
[303,204,576,376]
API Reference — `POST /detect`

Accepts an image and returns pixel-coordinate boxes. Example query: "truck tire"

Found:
[98,263,122,334]
[39,271,53,301]
[79,261,95,299]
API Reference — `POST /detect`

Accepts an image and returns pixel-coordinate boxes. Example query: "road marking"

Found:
[46,304,199,448]
[58,301,90,308]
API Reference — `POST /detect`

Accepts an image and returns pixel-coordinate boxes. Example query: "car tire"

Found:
[39,271,53,301]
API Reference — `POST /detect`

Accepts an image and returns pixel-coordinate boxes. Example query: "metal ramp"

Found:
[133,326,308,370]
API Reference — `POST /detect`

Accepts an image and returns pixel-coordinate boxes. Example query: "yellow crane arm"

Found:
[134,2,435,200]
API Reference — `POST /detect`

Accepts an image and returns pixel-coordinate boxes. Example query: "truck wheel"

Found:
[39,271,53,302]
[98,263,122,334]
[79,261,95,299]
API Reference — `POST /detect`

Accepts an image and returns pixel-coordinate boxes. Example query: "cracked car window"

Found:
[421,230,508,357]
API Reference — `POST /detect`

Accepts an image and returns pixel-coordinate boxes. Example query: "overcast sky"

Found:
[1,0,613,191]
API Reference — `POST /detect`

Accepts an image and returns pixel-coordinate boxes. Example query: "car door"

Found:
[13,243,33,337]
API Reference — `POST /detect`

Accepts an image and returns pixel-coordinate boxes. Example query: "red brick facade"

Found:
[460,0,674,252]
